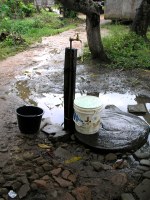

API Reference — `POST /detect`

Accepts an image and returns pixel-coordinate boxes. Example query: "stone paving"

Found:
[0,120,150,200]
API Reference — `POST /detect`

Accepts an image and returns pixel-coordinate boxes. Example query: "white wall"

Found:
[104,0,142,20]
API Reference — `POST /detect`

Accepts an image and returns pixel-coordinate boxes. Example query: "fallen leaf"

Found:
[38,144,52,149]
[64,156,82,164]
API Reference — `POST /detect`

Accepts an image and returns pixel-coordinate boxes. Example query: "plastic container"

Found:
[16,106,44,134]
[73,96,103,134]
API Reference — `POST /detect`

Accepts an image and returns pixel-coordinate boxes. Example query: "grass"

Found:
[84,23,150,69]
[0,11,81,60]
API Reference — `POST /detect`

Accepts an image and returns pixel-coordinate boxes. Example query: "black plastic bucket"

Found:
[16,106,44,134]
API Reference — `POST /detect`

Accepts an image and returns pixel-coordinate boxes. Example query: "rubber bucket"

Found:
[73,96,103,135]
[16,106,44,134]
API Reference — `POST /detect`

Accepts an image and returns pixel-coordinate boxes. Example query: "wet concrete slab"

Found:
[75,105,149,152]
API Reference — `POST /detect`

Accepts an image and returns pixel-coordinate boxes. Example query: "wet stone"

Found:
[137,165,150,171]
[18,175,29,185]
[42,163,53,171]
[134,151,150,159]
[50,168,62,176]
[128,104,147,113]
[62,192,75,200]
[35,167,44,174]
[121,193,135,200]
[53,176,72,187]
[143,171,150,179]
[18,184,30,199]
[91,161,113,171]
[12,181,22,190]
[111,173,128,186]
[42,124,63,134]
[72,186,92,200]
[25,169,33,177]
[30,182,38,191]
[67,174,76,183]
[61,170,70,179]
[29,174,39,181]
[0,176,5,184]
[140,159,150,167]
[33,180,47,189]
[105,153,117,161]
[0,188,8,195]
[41,175,50,181]
[35,157,47,165]
[134,179,150,200]
[75,105,149,151]
[54,147,72,160]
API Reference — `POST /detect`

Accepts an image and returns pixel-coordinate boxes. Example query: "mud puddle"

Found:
[15,79,150,127]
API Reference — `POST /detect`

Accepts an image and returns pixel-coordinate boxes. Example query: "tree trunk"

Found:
[58,0,108,61]
[131,0,150,37]
[86,13,107,60]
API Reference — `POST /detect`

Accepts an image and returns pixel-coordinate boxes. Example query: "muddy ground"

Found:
[0,20,150,200]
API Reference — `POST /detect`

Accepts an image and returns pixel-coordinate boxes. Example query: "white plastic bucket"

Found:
[73,96,103,135]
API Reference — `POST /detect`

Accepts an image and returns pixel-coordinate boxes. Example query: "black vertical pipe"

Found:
[64,48,77,131]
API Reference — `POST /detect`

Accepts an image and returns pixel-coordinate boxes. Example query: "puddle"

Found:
[15,78,150,127]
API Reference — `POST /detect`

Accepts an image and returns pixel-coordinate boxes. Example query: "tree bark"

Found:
[58,0,108,60]
[86,13,107,60]
[131,0,150,37]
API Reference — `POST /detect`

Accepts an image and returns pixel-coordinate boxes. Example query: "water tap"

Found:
[69,33,82,49]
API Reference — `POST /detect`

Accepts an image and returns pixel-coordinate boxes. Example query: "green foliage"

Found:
[0,11,80,60]
[84,24,150,69]
[102,24,150,69]
[0,0,36,19]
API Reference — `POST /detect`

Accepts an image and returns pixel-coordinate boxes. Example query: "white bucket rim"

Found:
[74,95,103,109]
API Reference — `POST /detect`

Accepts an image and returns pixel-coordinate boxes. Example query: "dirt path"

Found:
[0,20,150,200]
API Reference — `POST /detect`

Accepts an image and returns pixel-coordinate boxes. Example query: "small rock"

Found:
[91,161,113,171]
[41,175,50,180]
[128,104,147,113]
[61,170,70,179]
[25,169,33,177]
[137,165,150,171]
[121,193,135,200]
[30,182,38,191]
[4,174,17,181]
[0,188,8,195]
[35,167,44,174]
[0,176,5,184]
[143,171,150,179]
[105,153,117,161]
[50,168,62,176]
[18,175,29,185]
[42,163,53,171]
[111,173,128,186]
[34,180,47,189]
[23,152,35,160]
[53,176,72,187]
[12,181,22,190]
[54,147,72,159]
[29,174,39,181]
[18,184,30,199]
[140,159,150,167]
[62,192,75,200]
[72,186,92,200]
[42,124,63,134]
[97,155,104,162]
[134,179,150,200]
[134,151,150,159]
[35,157,47,165]
[67,174,77,183]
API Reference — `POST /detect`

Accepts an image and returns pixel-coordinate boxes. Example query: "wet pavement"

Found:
[0,19,150,200]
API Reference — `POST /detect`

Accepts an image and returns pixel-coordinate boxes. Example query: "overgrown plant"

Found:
[0,0,36,19]
[84,24,150,69]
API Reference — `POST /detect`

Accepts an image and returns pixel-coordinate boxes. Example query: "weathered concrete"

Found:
[105,0,142,20]
[75,105,149,152]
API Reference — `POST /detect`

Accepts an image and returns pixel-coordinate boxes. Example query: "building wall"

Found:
[34,0,54,7]
[104,0,142,20]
